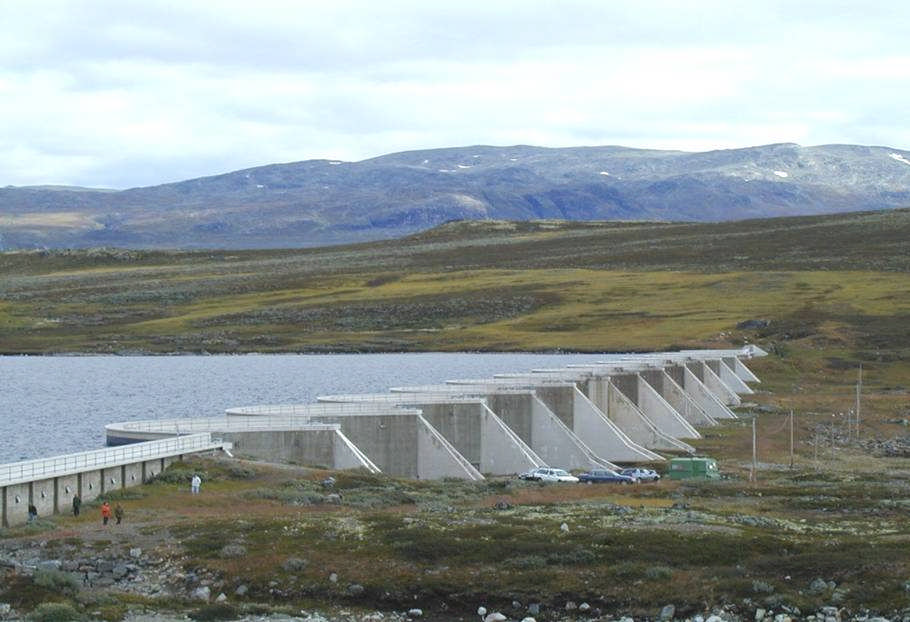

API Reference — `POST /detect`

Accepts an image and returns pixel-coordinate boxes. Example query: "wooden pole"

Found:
[789,410,794,470]
[751,416,757,482]
[856,364,862,439]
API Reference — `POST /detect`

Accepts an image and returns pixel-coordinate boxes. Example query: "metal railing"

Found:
[105,409,426,439]
[0,433,223,487]
[225,402,413,416]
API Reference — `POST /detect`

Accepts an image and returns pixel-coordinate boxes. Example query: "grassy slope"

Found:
[1,209,909,356]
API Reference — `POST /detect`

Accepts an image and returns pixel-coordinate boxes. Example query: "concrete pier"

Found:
[393,384,616,471]
[318,394,543,475]
[448,377,661,463]
[223,405,482,480]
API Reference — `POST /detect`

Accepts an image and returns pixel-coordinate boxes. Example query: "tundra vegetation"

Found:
[1,208,910,620]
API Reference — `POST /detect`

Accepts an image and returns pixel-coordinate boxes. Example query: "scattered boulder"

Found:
[215,593,227,603]
[346,583,365,597]
[36,560,62,572]
[484,613,507,622]
[752,580,775,594]
[234,584,248,597]
[560,522,569,533]
[578,602,591,612]
[528,603,541,615]
[112,563,129,580]
[191,586,211,601]
[220,544,247,559]
[407,608,423,618]
[660,604,676,621]
[281,557,308,571]
[737,319,770,330]
[808,578,829,594]
[129,548,142,559]
[477,607,487,616]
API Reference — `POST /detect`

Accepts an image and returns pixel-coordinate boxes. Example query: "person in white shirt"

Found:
[190,474,202,494]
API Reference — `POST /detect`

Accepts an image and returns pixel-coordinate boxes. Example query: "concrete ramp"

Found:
[732,357,762,383]
[529,395,616,470]
[636,375,701,440]
[571,388,662,462]
[644,370,717,428]
[719,359,754,394]
[333,430,382,473]
[479,404,544,474]
[694,362,742,406]
[683,367,737,420]
[607,382,694,453]
[416,415,484,481]
[406,400,543,475]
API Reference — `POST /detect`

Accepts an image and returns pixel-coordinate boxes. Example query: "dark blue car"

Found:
[577,469,636,484]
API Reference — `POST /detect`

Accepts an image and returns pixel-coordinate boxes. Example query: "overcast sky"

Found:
[2,0,909,188]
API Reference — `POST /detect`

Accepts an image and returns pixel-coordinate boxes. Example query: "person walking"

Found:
[190,474,201,494]
[101,501,112,526]
[114,503,124,525]
[27,504,38,524]
[72,494,81,517]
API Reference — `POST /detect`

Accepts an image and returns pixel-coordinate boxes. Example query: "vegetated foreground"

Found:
[4,348,910,622]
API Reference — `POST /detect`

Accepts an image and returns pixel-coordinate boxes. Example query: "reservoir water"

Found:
[0,353,609,464]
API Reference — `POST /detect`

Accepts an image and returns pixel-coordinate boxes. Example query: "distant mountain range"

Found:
[2,143,910,250]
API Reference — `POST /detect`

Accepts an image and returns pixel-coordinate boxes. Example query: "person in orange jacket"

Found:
[101,501,112,526]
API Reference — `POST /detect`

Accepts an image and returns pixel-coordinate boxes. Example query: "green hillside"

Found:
[2,209,908,359]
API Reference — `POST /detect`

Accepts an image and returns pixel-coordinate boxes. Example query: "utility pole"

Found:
[856,364,862,439]
[751,416,757,482]
[789,410,795,470]
[814,429,819,471]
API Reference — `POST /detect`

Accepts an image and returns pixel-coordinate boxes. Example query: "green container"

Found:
[668,457,721,480]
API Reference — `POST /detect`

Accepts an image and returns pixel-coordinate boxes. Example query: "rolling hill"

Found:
[2,143,910,250]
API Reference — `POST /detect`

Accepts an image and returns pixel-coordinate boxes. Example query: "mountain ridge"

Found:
[2,142,909,250]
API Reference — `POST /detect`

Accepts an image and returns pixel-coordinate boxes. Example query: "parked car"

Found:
[518,467,579,483]
[577,469,636,484]
[620,467,661,482]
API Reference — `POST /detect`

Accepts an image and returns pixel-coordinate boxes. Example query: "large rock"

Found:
[660,604,676,621]
[192,586,211,601]
[220,544,247,559]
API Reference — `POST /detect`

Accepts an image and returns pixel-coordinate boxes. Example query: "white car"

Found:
[518,467,579,483]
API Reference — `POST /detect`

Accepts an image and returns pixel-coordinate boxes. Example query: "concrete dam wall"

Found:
[2,347,765,526]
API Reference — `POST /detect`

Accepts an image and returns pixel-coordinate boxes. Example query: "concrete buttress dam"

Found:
[1,347,764,527]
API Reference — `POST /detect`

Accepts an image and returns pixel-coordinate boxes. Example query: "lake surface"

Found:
[0,353,609,464]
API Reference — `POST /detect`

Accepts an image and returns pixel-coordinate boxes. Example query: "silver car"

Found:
[518,467,579,483]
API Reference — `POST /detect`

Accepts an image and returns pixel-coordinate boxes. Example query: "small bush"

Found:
[27,602,83,622]
[546,547,597,566]
[189,604,237,621]
[504,555,547,569]
[645,566,673,580]
[33,569,80,595]
[227,465,257,479]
